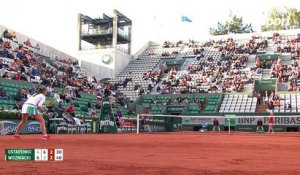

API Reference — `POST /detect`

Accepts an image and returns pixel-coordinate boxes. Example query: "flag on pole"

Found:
[181,15,192,22]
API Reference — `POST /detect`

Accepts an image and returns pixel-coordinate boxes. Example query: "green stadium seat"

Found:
[144,96,153,100]
[188,106,199,111]
[187,110,198,114]
[73,103,80,107]
[143,99,153,103]
[81,106,89,112]
[8,100,15,105]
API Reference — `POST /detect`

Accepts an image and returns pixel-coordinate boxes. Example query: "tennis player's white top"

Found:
[24,94,46,107]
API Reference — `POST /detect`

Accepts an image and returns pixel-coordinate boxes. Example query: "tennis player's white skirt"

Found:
[21,104,40,115]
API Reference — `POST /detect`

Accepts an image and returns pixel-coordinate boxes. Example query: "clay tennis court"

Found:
[0,132,300,175]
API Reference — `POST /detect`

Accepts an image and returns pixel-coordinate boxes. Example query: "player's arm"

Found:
[37,96,46,112]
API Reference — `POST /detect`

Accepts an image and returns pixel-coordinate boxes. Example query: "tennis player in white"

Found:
[14,86,51,140]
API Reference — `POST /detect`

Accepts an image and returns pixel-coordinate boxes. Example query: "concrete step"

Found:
[256,104,268,113]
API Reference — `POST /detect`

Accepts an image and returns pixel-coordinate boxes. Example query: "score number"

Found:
[55,149,63,161]
[34,149,63,161]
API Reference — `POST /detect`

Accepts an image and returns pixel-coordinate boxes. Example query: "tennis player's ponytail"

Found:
[37,85,47,94]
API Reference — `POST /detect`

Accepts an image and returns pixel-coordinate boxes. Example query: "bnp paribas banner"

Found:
[0,120,41,135]
[99,97,117,133]
[236,116,300,125]
[182,116,300,126]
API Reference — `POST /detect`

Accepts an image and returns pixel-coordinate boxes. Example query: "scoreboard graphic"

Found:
[5,149,63,161]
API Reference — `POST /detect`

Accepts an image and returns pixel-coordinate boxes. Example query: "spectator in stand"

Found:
[56,101,64,116]
[10,32,16,40]
[268,100,274,113]
[116,109,123,118]
[53,91,60,103]
[127,108,135,115]
[65,103,75,117]
[10,59,20,72]
[273,94,280,107]
[174,98,179,104]
[2,71,9,79]
[0,87,10,100]
[87,99,92,109]
[60,90,66,101]
[89,106,97,119]
[269,91,275,102]
[24,39,32,47]
[25,50,32,60]
[16,47,26,60]
[264,91,269,105]
[15,71,21,80]
[255,91,261,105]
[15,89,28,109]
[184,97,189,105]
[31,65,40,83]
[46,99,55,113]
[0,59,5,69]
[35,43,40,50]
[3,41,11,49]
[95,101,101,110]
[46,85,53,96]
[285,101,291,110]
[74,89,81,98]
[65,90,74,103]
[3,29,10,39]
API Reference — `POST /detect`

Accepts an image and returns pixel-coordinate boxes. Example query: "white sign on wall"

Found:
[78,49,115,69]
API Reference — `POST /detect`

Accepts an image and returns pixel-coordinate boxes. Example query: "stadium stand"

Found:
[0,26,300,121]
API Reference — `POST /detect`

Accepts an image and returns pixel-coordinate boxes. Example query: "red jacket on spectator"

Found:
[273,101,280,107]
[15,72,21,80]
[65,105,74,113]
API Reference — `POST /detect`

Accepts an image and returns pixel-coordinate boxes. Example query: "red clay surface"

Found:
[0,132,300,175]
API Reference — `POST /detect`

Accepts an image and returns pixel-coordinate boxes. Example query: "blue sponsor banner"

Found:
[0,120,41,134]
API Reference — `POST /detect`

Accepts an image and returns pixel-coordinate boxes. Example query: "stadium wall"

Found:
[78,48,130,80]
[115,49,131,75]
[133,41,151,58]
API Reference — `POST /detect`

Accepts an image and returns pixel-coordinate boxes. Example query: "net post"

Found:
[136,114,139,134]
[228,115,231,135]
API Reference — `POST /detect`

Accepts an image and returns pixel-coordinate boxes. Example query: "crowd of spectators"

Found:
[0,30,105,95]
[274,33,300,59]
[158,51,251,95]
[1,28,300,117]
[270,34,300,91]
[188,37,268,56]
[152,34,299,96]
[0,29,135,120]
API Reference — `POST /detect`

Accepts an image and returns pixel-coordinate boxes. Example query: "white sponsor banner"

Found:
[182,116,300,126]
[236,116,300,125]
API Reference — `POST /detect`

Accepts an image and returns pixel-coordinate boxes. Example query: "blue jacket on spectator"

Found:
[31,68,39,76]
[16,52,25,59]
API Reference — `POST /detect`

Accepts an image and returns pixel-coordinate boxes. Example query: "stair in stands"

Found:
[256,104,268,113]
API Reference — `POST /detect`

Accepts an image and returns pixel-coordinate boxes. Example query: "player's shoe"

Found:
[42,135,52,140]
[13,135,21,140]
